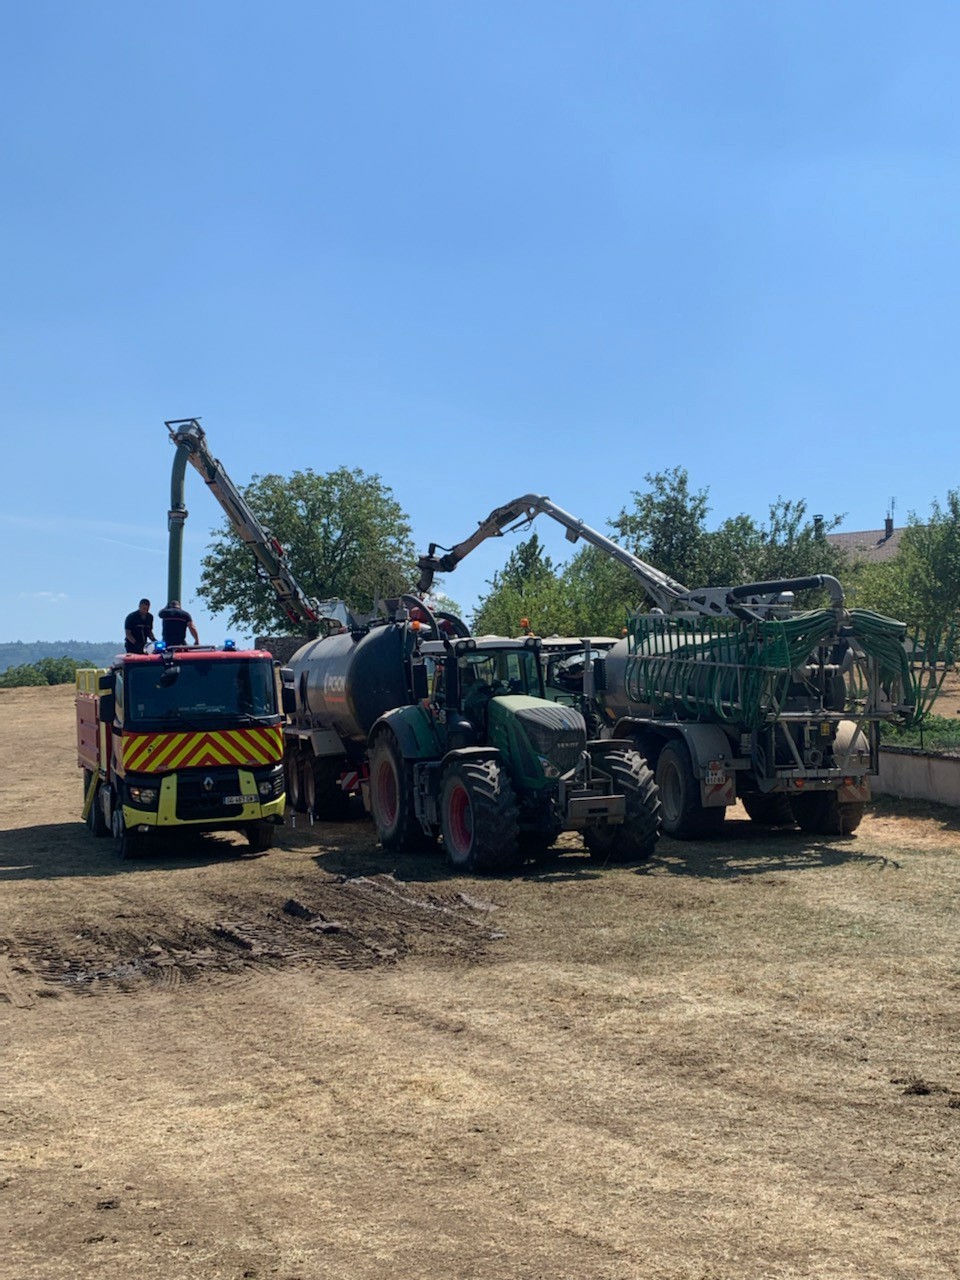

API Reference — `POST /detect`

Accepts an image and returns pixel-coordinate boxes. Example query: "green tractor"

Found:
[366,633,660,873]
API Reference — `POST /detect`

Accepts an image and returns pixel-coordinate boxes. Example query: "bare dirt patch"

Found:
[3,685,959,1279]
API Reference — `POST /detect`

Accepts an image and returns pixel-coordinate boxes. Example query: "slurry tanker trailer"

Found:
[416,494,952,838]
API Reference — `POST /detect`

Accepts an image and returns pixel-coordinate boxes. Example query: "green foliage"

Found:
[882,713,960,754]
[197,467,417,633]
[0,656,84,688]
[0,640,118,672]
[473,535,571,635]
[612,466,711,585]
[849,490,960,633]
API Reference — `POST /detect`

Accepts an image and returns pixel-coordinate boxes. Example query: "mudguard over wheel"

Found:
[583,747,661,863]
[83,769,110,837]
[369,733,427,853]
[245,821,276,852]
[741,793,796,827]
[304,754,351,820]
[655,740,725,839]
[791,791,865,835]
[440,758,521,874]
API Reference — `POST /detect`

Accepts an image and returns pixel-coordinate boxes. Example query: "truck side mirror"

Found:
[281,687,297,714]
[99,694,116,723]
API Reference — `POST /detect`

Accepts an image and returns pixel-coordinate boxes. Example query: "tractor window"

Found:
[458,648,542,700]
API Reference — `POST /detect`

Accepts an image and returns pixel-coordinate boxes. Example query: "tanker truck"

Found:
[417,495,952,839]
[280,596,661,873]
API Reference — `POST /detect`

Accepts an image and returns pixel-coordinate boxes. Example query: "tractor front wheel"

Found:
[584,747,661,863]
[440,759,520,875]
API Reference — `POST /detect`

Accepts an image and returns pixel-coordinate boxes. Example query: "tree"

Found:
[197,468,416,633]
[706,499,846,589]
[850,490,960,633]
[612,467,711,588]
[472,535,571,636]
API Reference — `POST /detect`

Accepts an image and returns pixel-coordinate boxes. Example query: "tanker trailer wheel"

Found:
[790,791,865,836]
[741,793,796,827]
[369,733,428,853]
[83,770,110,837]
[245,821,276,852]
[583,747,661,863]
[440,759,521,875]
[655,741,725,840]
[304,755,351,821]
[285,746,308,813]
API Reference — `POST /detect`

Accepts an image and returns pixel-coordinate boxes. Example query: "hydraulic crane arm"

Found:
[416,494,846,618]
[166,418,323,627]
[416,493,689,613]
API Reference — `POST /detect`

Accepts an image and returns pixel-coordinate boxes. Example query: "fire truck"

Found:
[77,642,286,858]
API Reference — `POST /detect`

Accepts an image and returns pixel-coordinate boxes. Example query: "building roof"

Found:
[826,525,905,564]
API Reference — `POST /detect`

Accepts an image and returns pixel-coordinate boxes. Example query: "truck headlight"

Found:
[128,786,158,807]
[258,780,273,797]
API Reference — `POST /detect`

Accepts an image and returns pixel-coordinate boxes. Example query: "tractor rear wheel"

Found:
[304,755,351,820]
[584,747,661,863]
[791,791,865,835]
[440,759,520,874]
[369,734,425,853]
[741,793,796,826]
[655,741,725,840]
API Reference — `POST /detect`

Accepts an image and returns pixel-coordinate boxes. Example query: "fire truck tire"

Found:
[741,793,796,826]
[369,732,428,853]
[655,741,725,840]
[583,747,661,862]
[791,791,865,835]
[245,821,276,852]
[304,755,351,821]
[285,746,308,812]
[83,770,110,837]
[440,758,521,874]
[111,798,144,861]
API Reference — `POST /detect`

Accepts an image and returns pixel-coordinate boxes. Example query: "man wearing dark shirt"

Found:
[124,599,156,654]
[158,601,200,647]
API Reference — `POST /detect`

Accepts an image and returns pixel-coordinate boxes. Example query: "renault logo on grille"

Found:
[203,775,214,792]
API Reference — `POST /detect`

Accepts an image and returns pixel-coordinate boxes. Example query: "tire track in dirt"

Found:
[1,874,504,1002]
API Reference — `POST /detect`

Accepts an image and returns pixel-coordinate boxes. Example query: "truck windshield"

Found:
[125,659,277,726]
[458,648,542,697]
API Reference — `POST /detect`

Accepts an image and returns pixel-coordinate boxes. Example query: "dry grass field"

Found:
[2,684,959,1279]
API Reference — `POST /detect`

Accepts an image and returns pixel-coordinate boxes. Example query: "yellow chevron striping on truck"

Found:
[123,726,283,773]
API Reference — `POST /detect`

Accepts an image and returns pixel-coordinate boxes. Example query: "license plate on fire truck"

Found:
[226,794,258,805]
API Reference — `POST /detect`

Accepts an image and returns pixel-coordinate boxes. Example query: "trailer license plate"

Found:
[705,769,725,785]
[226,794,258,805]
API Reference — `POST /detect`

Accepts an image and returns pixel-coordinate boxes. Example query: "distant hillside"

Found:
[0,641,120,672]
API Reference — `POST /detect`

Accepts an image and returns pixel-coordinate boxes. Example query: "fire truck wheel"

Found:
[245,821,276,852]
[111,797,144,861]
[84,770,110,838]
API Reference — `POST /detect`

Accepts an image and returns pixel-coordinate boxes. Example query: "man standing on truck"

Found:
[158,600,199,646]
[124,599,155,654]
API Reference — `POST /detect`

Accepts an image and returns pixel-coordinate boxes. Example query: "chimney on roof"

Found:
[884,514,894,539]
[813,514,824,540]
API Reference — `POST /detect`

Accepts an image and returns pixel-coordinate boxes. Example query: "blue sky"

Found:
[2,1,957,646]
